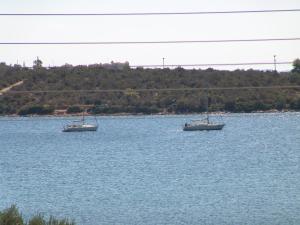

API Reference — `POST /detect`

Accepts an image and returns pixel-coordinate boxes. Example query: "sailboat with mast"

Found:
[183,91,225,131]
[63,111,98,132]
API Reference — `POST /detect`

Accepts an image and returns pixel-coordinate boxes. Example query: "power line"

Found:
[1,37,300,45]
[131,61,293,68]
[18,61,292,70]
[1,9,300,16]
[2,86,300,94]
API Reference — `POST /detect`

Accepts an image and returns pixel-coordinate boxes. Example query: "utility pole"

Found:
[162,57,165,69]
[273,55,277,72]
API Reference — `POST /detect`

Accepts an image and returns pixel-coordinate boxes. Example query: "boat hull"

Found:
[63,125,98,132]
[183,123,224,131]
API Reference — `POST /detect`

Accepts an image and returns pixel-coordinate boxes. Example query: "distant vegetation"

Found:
[0,59,300,115]
[0,205,75,225]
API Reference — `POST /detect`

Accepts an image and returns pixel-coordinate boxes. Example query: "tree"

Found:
[292,58,300,73]
[33,57,43,69]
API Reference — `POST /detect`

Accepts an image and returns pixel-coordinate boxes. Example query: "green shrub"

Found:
[18,106,54,116]
[224,101,236,112]
[0,205,24,225]
[28,215,44,225]
[290,98,300,110]
[66,106,83,114]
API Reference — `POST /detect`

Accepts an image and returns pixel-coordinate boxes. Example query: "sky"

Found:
[0,0,300,71]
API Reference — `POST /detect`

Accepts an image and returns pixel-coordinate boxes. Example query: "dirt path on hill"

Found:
[0,80,24,95]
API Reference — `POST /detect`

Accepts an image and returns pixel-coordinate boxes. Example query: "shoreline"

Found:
[0,109,299,118]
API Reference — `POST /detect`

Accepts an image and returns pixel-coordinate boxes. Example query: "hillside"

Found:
[0,62,300,115]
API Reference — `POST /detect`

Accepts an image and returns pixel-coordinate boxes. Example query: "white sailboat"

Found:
[183,92,225,131]
[63,112,98,132]
[183,115,225,131]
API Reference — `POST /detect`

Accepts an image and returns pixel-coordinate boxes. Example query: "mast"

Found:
[203,75,210,124]
[82,111,85,124]
[205,90,209,123]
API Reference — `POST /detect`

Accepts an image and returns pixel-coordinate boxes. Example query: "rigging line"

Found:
[131,61,293,67]
[1,37,300,45]
[3,85,300,94]
[1,9,300,16]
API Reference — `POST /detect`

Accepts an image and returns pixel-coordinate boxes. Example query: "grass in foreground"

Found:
[0,205,75,225]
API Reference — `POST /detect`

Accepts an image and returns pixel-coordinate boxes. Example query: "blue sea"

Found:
[0,113,299,225]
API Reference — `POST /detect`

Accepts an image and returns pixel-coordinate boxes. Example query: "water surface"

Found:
[0,113,299,225]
